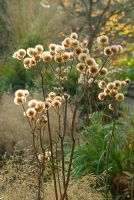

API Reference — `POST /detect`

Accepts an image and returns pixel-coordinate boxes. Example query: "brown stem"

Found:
[47,110,58,200]
[56,143,62,198]
[105,118,116,200]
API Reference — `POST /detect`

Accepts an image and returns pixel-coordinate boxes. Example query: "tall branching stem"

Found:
[105,117,116,200]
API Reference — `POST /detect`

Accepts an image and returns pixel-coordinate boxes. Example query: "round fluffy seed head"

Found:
[54,54,63,63]
[71,39,79,48]
[121,81,126,87]
[98,92,105,100]
[104,47,112,56]
[24,90,29,97]
[54,96,62,101]
[63,37,72,47]
[104,88,110,96]
[78,53,87,62]
[86,57,96,66]
[115,93,124,101]
[97,35,109,44]
[35,101,44,112]
[62,52,70,61]
[26,108,36,118]
[82,48,89,54]
[55,45,65,53]
[76,63,86,73]
[28,99,37,108]
[109,103,114,110]
[18,49,26,57]
[89,65,98,74]
[125,78,130,84]
[114,80,121,88]
[44,101,51,110]
[70,32,78,40]
[35,45,44,54]
[74,46,82,55]
[27,48,35,57]
[13,51,18,59]
[107,82,115,90]
[52,99,61,108]
[63,92,70,100]
[23,57,31,69]
[99,68,108,76]
[49,44,56,51]
[45,98,52,103]
[31,57,36,66]
[98,81,106,89]
[109,89,118,97]
[42,51,52,62]
[117,45,123,53]
[81,40,88,47]
[48,92,56,99]
[15,89,25,97]
[111,45,119,54]
[14,96,26,105]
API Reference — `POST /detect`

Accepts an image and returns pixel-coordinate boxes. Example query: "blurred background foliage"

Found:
[0,0,134,95]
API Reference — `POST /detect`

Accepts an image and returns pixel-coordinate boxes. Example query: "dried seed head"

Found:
[70,32,78,40]
[121,80,127,87]
[76,63,86,72]
[104,47,112,56]
[35,101,45,112]
[48,92,56,99]
[99,68,108,76]
[14,96,26,105]
[49,44,56,51]
[63,37,72,47]
[42,51,52,62]
[109,104,114,110]
[78,53,87,62]
[82,48,89,54]
[74,46,82,55]
[117,45,123,53]
[28,99,38,108]
[97,35,109,44]
[54,96,62,102]
[109,89,118,97]
[26,108,37,118]
[104,88,110,96]
[15,89,25,97]
[18,49,26,57]
[23,57,31,69]
[98,92,105,100]
[111,45,119,54]
[35,45,44,54]
[24,90,29,97]
[44,101,51,110]
[81,40,88,47]
[115,93,124,101]
[13,51,18,59]
[114,80,121,87]
[107,82,115,90]
[52,99,61,108]
[71,39,79,48]
[86,57,96,66]
[89,65,98,74]
[98,81,106,89]
[27,48,35,57]
[125,78,130,84]
[62,52,70,61]
[54,54,63,63]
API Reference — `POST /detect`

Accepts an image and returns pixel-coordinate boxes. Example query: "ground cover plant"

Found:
[1,32,131,200]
